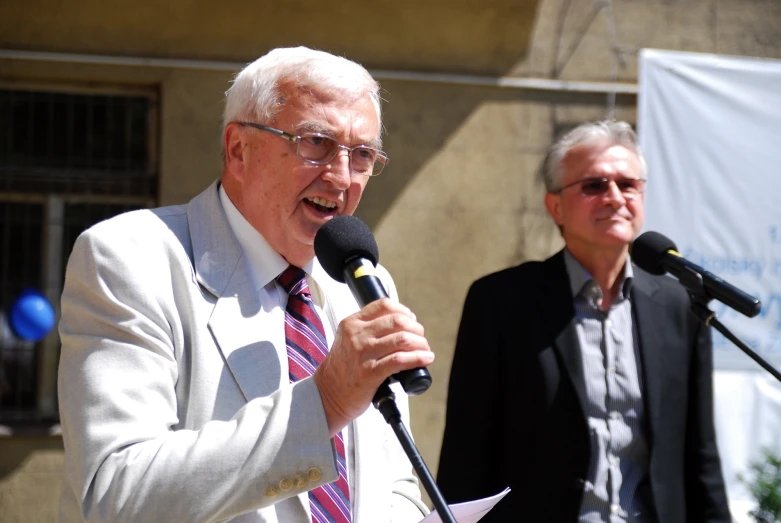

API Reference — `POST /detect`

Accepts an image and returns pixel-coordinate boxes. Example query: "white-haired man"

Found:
[58,47,432,522]
[438,121,730,522]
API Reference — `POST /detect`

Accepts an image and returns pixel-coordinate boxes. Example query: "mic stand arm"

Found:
[679,267,781,383]
[373,382,457,523]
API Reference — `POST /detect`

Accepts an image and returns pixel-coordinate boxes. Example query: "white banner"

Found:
[638,48,781,521]
[638,48,781,370]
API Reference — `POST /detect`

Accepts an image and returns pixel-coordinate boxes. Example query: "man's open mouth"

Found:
[305,196,338,215]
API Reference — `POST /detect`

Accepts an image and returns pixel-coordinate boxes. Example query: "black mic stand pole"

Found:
[679,267,781,383]
[373,382,458,523]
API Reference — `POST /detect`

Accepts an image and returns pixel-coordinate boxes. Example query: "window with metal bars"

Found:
[0,86,157,424]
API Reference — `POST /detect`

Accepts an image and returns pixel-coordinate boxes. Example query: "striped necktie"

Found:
[277,266,352,523]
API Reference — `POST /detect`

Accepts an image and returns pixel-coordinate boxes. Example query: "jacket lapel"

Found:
[554,318,589,417]
[187,181,278,403]
[630,268,664,447]
[545,252,590,417]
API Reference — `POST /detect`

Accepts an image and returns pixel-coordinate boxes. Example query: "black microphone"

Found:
[631,231,762,318]
[314,215,432,396]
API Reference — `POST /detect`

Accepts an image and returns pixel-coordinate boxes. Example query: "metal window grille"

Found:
[0,88,156,196]
[0,86,157,423]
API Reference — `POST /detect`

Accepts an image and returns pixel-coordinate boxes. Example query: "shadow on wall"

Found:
[0,1,541,77]
[357,78,636,260]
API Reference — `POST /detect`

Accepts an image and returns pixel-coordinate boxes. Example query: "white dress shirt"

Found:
[218,185,354,501]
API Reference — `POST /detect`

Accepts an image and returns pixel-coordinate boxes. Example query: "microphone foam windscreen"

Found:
[630,231,678,275]
[314,215,380,283]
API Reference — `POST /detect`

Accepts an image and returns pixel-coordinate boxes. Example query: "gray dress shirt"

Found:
[564,250,655,523]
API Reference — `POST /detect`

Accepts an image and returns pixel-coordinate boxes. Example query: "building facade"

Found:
[1,0,780,519]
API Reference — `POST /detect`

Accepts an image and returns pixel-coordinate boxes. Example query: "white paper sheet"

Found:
[418,488,511,523]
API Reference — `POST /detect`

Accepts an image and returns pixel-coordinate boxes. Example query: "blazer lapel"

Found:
[545,252,590,418]
[630,269,664,447]
[187,181,276,402]
[187,182,311,517]
[554,318,589,417]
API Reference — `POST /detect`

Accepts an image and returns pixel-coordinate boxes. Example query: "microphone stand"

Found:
[373,382,458,523]
[339,256,455,519]
[679,266,781,383]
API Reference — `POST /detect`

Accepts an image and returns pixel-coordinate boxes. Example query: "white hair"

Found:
[223,47,382,139]
[541,120,647,192]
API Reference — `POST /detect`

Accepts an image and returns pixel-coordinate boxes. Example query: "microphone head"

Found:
[314,216,380,283]
[631,231,678,275]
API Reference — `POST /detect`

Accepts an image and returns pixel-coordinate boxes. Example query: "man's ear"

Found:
[223,122,247,179]
[544,192,564,226]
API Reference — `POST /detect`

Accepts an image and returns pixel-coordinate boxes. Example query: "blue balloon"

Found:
[9,289,56,342]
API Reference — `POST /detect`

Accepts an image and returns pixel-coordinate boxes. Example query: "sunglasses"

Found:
[555,177,646,199]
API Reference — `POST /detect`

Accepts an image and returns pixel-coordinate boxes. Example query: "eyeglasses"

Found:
[555,176,646,199]
[239,122,389,176]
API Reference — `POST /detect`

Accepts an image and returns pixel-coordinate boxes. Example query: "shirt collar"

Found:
[218,184,319,291]
[563,248,635,304]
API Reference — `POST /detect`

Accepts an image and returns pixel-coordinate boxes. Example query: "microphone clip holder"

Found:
[679,266,716,325]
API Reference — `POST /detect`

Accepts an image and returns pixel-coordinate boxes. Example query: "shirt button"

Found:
[609,411,621,420]
[605,319,612,328]
[611,504,620,514]
[607,365,617,373]
[608,454,618,465]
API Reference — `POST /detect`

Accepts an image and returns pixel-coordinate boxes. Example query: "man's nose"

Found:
[323,150,352,189]
[603,180,627,206]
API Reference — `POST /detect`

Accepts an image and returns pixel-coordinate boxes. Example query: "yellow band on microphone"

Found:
[353,259,377,278]
[668,249,682,257]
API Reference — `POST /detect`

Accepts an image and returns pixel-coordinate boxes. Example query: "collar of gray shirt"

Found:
[563,249,635,309]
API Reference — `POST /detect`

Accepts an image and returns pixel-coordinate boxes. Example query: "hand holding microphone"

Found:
[312,216,434,436]
[314,217,455,523]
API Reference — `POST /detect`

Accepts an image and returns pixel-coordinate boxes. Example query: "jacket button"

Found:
[308,468,322,482]
[265,485,279,497]
[294,473,307,488]
[279,478,293,492]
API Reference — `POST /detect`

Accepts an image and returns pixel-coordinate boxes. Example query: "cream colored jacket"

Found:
[57,181,427,522]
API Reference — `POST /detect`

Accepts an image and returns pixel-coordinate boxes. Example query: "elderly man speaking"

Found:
[58,47,433,523]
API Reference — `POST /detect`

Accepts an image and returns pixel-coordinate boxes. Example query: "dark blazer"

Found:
[437,250,730,523]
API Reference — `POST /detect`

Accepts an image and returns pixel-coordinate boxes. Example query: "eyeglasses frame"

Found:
[553,176,647,199]
[238,122,389,177]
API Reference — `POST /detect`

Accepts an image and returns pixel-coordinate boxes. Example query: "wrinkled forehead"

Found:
[563,142,640,179]
[274,81,371,116]
[273,82,381,143]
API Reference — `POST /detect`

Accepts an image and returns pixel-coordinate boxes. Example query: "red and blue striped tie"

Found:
[277,266,351,523]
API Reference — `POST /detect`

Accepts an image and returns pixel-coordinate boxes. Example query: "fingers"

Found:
[373,339,435,370]
[356,297,416,322]
[314,298,434,436]
[340,300,431,368]
[349,298,424,340]
[371,311,426,340]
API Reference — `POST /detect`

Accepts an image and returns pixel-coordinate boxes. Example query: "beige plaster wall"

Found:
[0,0,539,75]
[0,437,63,522]
[2,0,781,519]
[368,85,637,494]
